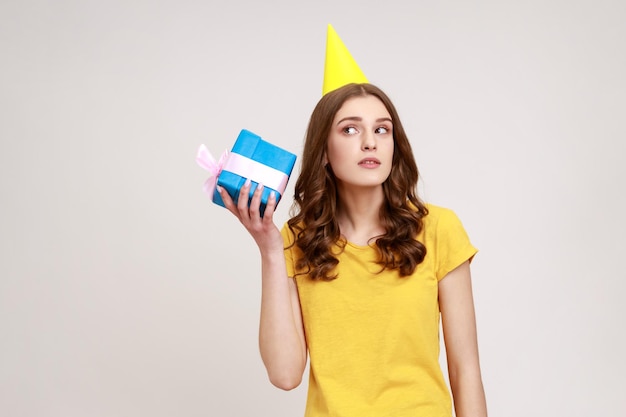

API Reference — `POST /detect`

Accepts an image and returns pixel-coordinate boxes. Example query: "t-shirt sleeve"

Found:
[280,223,296,278]
[434,208,478,281]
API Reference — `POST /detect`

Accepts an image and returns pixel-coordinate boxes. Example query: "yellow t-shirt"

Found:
[281,204,477,417]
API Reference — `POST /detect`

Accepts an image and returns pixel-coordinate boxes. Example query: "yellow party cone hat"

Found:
[322,24,369,95]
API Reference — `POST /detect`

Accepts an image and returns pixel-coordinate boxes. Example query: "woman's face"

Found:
[325,95,394,190]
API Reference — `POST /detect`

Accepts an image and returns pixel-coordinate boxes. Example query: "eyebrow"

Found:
[335,116,393,125]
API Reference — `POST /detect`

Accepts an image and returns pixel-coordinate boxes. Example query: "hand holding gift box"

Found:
[196,129,297,216]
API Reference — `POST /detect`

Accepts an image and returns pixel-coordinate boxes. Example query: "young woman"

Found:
[218,83,487,417]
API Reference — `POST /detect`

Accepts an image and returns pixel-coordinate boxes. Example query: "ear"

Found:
[322,152,328,167]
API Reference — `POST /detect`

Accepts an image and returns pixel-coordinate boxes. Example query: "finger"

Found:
[262,190,277,224]
[217,186,240,219]
[237,178,252,219]
[248,182,264,220]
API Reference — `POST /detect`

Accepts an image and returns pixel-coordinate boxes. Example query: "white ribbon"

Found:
[222,152,289,194]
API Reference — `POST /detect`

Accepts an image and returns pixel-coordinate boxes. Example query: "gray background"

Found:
[1,0,625,416]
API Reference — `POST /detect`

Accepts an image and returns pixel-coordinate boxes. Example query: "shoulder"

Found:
[281,220,306,248]
[422,203,478,277]
[280,222,296,245]
[422,203,461,226]
[421,203,473,245]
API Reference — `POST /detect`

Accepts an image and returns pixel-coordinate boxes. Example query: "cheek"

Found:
[384,141,395,160]
[326,142,346,165]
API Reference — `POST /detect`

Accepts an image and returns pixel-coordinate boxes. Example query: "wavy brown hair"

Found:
[287,83,428,280]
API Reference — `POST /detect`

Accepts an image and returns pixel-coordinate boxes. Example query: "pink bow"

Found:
[196,144,229,197]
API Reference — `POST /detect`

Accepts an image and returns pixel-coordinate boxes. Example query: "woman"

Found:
[218,83,487,417]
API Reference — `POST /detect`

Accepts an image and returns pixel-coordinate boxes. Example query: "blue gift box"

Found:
[212,129,297,216]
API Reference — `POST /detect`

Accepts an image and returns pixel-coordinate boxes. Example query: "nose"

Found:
[362,131,377,151]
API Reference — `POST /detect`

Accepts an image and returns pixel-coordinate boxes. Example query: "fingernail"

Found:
[257,183,264,191]
[269,191,276,200]
[244,178,251,187]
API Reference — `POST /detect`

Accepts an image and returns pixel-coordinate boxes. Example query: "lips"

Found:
[358,157,381,167]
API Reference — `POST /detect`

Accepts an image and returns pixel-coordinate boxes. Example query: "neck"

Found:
[336,185,386,246]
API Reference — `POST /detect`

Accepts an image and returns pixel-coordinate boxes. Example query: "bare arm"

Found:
[218,181,307,390]
[439,261,488,417]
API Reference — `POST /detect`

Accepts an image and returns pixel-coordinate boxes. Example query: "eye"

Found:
[375,126,390,134]
[343,126,358,135]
